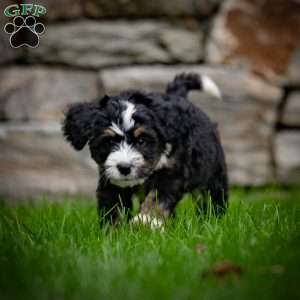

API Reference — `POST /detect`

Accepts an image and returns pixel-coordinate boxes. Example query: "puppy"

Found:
[63,73,228,227]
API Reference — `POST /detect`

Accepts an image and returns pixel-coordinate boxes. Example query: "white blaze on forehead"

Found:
[109,122,124,136]
[121,101,136,131]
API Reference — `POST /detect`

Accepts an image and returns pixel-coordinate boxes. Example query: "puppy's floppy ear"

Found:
[62,102,101,151]
[99,94,110,107]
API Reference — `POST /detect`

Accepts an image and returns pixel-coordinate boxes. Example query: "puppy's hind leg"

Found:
[206,172,228,215]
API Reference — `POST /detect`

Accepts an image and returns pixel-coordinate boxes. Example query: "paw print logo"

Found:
[4,16,45,48]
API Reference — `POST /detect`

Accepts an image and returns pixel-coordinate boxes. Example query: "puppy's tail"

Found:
[166,73,222,100]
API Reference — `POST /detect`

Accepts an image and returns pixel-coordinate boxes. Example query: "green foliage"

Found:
[0,188,299,300]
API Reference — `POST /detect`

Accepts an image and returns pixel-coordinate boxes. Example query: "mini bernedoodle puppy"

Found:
[63,73,228,228]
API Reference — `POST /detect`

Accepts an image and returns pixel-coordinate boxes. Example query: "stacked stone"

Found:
[0,0,299,199]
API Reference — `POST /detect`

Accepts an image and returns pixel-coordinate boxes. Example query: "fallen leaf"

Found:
[203,260,243,278]
[195,243,207,254]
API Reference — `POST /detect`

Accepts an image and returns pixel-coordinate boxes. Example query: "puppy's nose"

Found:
[117,163,131,176]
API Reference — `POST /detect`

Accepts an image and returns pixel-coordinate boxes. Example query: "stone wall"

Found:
[0,0,299,199]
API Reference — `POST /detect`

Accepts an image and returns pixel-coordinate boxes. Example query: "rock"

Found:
[83,0,223,18]
[26,0,83,20]
[206,0,300,85]
[275,132,300,183]
[99,65,282,185]
[0,0,14,21]
[0,27,19,64]
[0,67,99,121]
[0,122,98,200]
[281,92,300,127]
[0,0,23,64]
[286,48,300,86]
[26,21,203,68]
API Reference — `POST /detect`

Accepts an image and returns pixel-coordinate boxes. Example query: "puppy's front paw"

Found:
[131,213,164,231]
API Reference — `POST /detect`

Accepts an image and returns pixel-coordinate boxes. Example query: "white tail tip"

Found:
[201,75,222,100]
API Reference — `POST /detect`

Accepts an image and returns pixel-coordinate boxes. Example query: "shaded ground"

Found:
[0,188,299,300]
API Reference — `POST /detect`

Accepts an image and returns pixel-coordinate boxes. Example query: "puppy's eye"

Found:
[136,137,146,146]
[102,136,119,146]
[108,138,119,146]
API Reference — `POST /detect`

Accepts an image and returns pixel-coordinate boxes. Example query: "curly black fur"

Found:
[166,72,202,97]
[63,73,228,223]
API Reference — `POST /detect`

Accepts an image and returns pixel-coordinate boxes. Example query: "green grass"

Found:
[0,188,299,300]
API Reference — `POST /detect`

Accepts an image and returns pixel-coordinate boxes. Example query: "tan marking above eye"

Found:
[133,127,146,137]
[103,128,116,137]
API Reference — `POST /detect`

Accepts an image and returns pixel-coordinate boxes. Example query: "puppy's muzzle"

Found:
[117,163,132,176]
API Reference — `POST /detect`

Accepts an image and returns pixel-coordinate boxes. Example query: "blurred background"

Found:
[0,0,299,200]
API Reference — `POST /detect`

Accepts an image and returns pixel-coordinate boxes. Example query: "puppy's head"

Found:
[63,91,167,187]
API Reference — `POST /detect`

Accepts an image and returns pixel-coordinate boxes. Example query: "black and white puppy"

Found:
[63,73,228,228]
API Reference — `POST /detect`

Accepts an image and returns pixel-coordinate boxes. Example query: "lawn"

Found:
[0,188,299,300]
